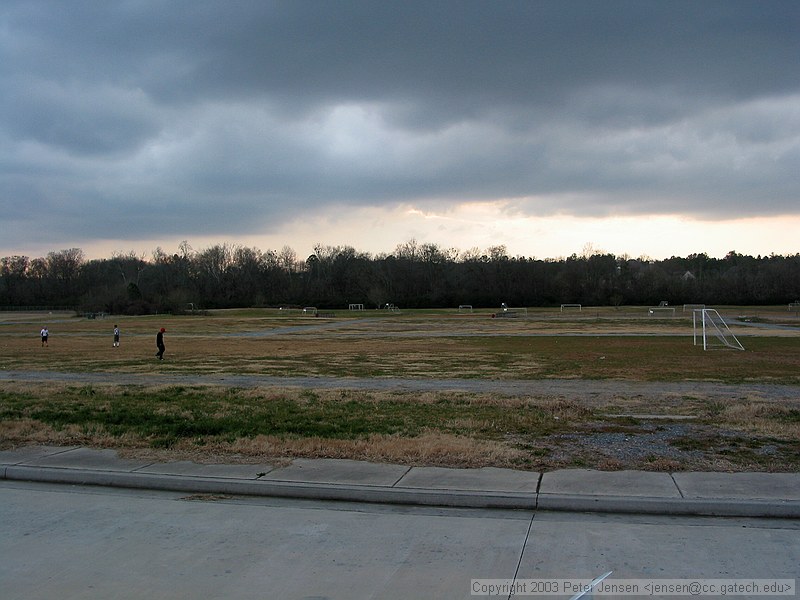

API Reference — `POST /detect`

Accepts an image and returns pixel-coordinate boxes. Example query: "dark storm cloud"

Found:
[1,0,798,250]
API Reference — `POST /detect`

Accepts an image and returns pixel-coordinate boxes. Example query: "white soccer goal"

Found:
[561,303,582,312]
[348,303,364,311]
[693,309,745,351]
[458,304,473,313]
[683,303,705,312]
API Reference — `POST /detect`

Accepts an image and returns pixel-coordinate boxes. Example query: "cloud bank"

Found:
[1,0,798,256]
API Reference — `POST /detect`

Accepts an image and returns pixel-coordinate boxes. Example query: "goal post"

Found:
[693,308,745,351]
[560,304,582,312]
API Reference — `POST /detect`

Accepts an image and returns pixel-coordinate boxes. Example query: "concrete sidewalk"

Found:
[2,445,799,518]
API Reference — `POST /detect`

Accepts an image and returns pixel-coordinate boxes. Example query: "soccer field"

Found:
[1,306,798,381]
[1,307,798,472]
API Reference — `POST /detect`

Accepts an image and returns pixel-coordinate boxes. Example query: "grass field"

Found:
[1,306,799,471]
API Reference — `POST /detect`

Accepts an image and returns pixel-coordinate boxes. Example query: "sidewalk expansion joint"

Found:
[670,473,685,498]
[390,466,413,488]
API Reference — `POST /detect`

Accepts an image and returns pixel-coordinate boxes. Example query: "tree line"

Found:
[1,241,799,314]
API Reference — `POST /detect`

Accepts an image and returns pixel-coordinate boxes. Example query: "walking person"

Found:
[155,327,166,360]
[113,325,120,347]
[40,326,49,347]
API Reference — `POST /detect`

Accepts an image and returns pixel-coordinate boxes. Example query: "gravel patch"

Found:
[1,370,799,404]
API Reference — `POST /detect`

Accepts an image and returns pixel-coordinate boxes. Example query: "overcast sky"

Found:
[1,0,798,261]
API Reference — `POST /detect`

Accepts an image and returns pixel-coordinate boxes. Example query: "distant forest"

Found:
[2,241,799,314]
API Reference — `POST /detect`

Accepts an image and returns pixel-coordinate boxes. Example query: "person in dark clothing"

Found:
[156,327,166,360]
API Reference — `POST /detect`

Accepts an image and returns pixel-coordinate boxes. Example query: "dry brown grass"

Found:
[226,432,526,468]
[718,403,800,437]
[2,380,798,472]
[2,308,799,471]
[114,433,527,470]
[2,308,799,381]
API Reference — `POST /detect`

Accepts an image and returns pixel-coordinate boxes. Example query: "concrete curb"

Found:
[537,493,800,518]
[4,465,800,517]
[3,466,536,510]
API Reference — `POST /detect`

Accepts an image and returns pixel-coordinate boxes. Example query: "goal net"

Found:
[693,309,744,351]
